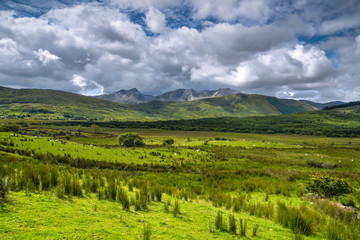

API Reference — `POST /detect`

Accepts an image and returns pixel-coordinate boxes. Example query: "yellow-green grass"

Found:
[0,191,320,240]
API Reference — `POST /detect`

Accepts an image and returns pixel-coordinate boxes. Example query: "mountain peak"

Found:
[97,88,154,104]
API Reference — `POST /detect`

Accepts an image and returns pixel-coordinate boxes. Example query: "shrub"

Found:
[162,138,174,146]
[307,177,352,198]
[118,133,145,147]
[322,162,336,169]
[305,159,322,168]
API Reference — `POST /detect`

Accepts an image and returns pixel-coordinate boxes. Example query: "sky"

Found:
[0,0,359,102]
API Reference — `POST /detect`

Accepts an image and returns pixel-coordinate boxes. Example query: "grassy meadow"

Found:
[0,123,360,239]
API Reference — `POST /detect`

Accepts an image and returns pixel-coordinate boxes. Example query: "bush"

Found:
[118,133,145,147]
[162,138,174,146]
[307,177,352,198]
[305,159,322,168]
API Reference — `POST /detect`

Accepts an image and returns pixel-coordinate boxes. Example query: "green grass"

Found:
[0,125,360,239]
[1,191,306,240]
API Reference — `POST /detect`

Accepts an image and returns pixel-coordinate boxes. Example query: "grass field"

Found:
[1,124,360,239]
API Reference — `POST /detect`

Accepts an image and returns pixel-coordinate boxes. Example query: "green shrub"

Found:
[307,177,352,198]
[305,159,322,168]
[118,133,145,147]
[162,138,174,146]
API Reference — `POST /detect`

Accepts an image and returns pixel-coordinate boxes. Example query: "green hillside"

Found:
[0,86,145,121]
[0,86,316,120]
[56,104,360,137]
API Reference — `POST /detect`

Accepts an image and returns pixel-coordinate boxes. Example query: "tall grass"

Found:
[239,218,247,237]
[276,201,316,236]
[143,222,151,240]
[173,200,180,217]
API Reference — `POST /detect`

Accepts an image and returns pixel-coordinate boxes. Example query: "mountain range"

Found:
[0,86,346,121]
[96,88,241,104]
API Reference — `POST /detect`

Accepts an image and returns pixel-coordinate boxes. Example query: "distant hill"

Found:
[0,86,143,121]
[300,100,346,109]
[97,88,240,104]
[0,86,316,121]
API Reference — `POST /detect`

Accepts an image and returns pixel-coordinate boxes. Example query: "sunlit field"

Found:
[1,124,360,239]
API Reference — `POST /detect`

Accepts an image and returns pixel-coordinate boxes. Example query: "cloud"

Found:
[34,48,61,65]
[145,7,167,33]
[318,14,360,35]
[190,0,271,22]
[0,1,359,102]
[71,74,104,96]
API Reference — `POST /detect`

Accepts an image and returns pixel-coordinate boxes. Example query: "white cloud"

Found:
[34,48,61,65]
[0,38,19,57]
[71,74,104,96]
[190,0,271,22]
[145,7,167,33]
[318,14,360,35]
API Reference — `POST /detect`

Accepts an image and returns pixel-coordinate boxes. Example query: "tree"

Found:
[118,133,145,147]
